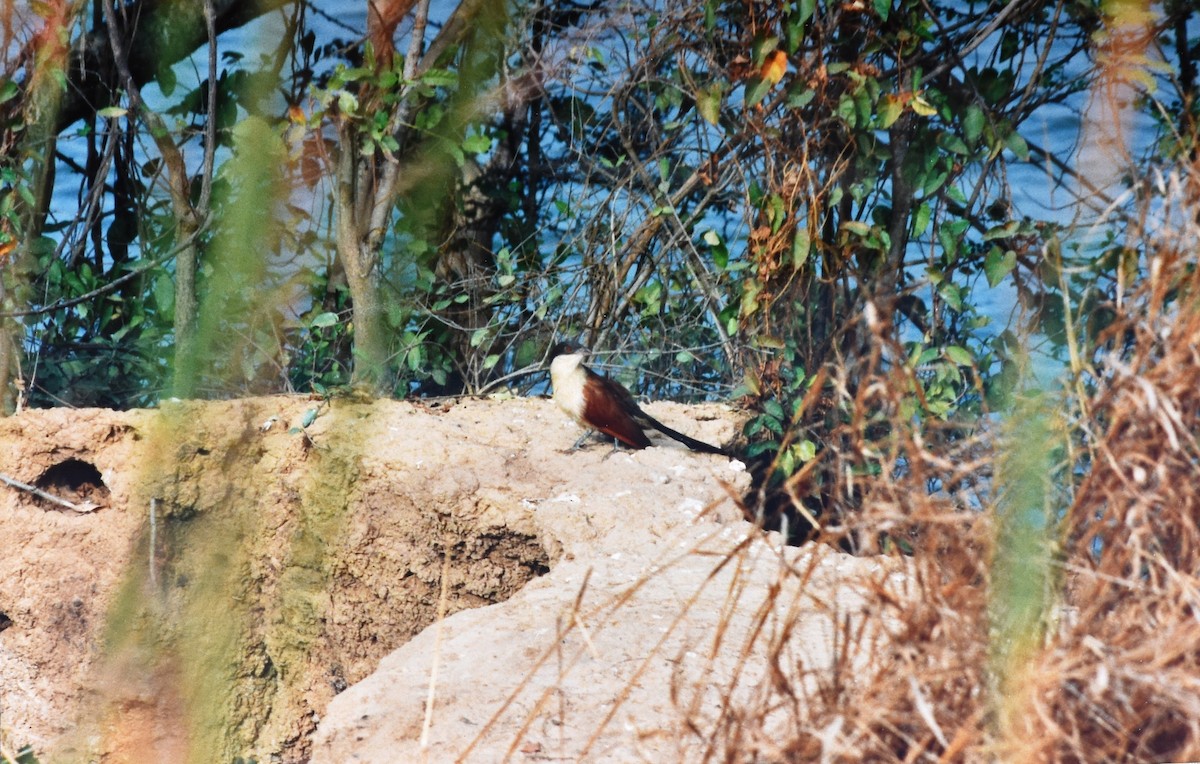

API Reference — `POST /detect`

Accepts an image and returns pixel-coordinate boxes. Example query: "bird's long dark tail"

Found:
[635,412,728,455]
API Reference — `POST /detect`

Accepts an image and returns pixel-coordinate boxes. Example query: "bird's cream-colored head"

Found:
[548,343,588,422]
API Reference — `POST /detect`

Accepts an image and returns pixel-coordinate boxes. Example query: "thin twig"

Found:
[570,568,601,660]
[0,471,101,513]
[149,498,159,587]
[199,0,218,211]
[0,231,202,319]
[474,362,544,395]
[420,543,454,758]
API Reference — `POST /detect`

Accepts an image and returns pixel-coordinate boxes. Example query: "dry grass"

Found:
[469,214,1200,761]
[447,166,1200,761]
[635,176,1200,761]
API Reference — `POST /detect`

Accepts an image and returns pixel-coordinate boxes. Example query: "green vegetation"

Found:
[3,0,1200,760]
[1,0,1104,412]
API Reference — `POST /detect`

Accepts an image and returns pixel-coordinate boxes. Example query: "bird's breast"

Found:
[550,355,588,423]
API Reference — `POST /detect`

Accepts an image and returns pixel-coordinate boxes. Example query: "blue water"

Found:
[33,1,1175,400]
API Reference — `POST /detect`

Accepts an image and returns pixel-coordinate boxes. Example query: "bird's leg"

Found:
[601,437,626,461]
[560,429,596,453]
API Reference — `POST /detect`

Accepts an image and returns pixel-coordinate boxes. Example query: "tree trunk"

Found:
[48,0,295,134]
[343,258,389,393]
[1,2,79,413]
[102,0,211,398]
[0,280,18,414]
[335,131,389,393]
[171,223,201,397]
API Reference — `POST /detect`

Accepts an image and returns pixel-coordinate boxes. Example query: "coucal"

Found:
[548,342,727,455]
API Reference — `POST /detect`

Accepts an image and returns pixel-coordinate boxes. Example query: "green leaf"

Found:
[921,169,949,195]
[158,64,177,98]
[752,35,780,66]
[697,85,723,125]
[712,242,729,269]
[938,282,963,311]
[796,438,817,462]
[310,311,339,328]
[938,225,959,263]
[910,94,937,116]
[835,92,858,125]
[737,370,763,397]
[462,133,492,153]
[763,415,784,437]
[841,221,872,237]
[938,134,970,155]
[407,344,426,372]
[745,77,772,108]
[915,346,940,366]
[97,106,128,118]
[778,447,795,476]
[792,227,811,268]
[983,221,1019,241]
[878,95,903,129]
[768,193,786,233]
[515,339,540,369]
[912,203,931,236]
[763,398,785,422]
[786,86,815,109]
[154,272,174,314]
[0,79,18,104]
[873,0,891,21]
[1004,130,1029,160]
[944,345,973,366]
[421,68,458,88]
[796,0,816,26]
[300,408,319,428]
[748,441,782,460]
[984,247,1018,287]
[337,90,359,114]
[963,105,984,146]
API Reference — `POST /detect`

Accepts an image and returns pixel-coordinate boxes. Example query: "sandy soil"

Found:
[0,395,896,762]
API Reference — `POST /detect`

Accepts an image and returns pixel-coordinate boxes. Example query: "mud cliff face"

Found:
[0,395,753,762]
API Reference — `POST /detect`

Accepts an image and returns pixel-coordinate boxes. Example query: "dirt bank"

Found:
[2,395,774,761]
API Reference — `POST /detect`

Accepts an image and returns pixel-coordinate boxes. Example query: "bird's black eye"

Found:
[549,341,581,360]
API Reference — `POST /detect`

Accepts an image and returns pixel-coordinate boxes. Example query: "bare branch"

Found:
[0,471,103,513]
[0,231,204,319]
[199,0,219,212]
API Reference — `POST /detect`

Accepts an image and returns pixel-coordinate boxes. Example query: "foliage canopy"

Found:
[4,0,1200,760]
[0,0,1127,410]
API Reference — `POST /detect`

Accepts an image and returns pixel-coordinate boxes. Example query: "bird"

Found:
[547,341,727,455]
